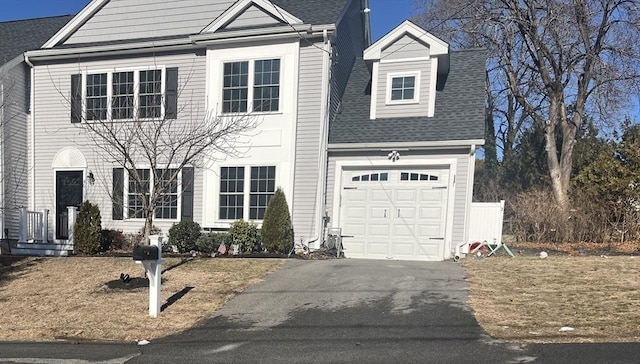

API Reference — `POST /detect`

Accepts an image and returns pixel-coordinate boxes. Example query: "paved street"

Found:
[1,259,639,363]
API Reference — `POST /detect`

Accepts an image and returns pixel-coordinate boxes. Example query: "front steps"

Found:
[10,241,74,257]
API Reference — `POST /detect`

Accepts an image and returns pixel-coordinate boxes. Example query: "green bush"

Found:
[229,220,261,252]
[261,188,292,253]
[168,221,202,253]
[196,232,230,254]
[74,201,102,254]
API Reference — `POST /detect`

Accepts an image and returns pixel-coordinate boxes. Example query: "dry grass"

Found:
[0,257,282,342]
[464,256,640,343]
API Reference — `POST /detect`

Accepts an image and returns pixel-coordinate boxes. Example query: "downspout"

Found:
[305,29,332,250]
[462,144,477,251]
[24,54,35,210]
[0,82,5,238]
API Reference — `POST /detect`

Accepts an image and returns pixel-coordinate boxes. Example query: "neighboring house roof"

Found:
[329,49,487,145]
[0,15,74,65]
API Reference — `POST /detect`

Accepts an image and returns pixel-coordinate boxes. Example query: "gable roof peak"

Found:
[364,20,448,61]
[202,0,302,34]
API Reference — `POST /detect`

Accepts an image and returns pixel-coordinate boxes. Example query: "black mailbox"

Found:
[133,245,159,261]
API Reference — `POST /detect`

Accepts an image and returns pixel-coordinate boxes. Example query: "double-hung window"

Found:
[155,169,179,219]
[219,167,245,220]
[84,68,164,120]
[128,169,150,219]
[127,168,179,220]
[219,166,276,221]
[139,70,163,118]
[112,71,134,119]
[222,59,280,113]
[249,166,276,219]
[86,73,108,120]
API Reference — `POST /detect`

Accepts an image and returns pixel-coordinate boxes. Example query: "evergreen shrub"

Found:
[168,221,202,253]
[261,188,292,253]
[74,201,103,254]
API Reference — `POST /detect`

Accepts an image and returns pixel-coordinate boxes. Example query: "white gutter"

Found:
[27,39,195,61]
[24,54,35,210]
[28,25,336,62]
[328,139,486,151]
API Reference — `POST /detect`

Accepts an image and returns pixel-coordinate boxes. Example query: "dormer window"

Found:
[386,72,420,104]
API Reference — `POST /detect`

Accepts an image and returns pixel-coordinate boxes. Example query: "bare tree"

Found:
[67,68,257,242]
[416,0,640,210]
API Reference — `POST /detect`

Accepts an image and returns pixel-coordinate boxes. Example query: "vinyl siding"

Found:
[326,148,473,254]
[222,5,282,30]
[329,0,365,122]
[380,34,429,60]
[375,60,431,119]
[1,64,29,240]
[64,0,236,45]
[292,43,324,242]
[452,153,469,244]
[31,51,206,238]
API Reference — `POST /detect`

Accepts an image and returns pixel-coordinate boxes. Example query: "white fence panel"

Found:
[469,200,505,245]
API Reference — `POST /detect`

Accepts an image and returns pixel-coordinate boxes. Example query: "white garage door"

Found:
[339,168,449,261]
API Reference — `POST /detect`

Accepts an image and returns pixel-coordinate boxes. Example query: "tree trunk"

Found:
[544,101,570,212]
[143,211,154,244]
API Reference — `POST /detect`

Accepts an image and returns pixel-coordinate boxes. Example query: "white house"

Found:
[12,0,485,260]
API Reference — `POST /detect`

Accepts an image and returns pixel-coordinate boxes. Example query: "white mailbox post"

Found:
[134,235,163,318]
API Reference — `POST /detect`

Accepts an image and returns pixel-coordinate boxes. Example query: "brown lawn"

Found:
[0,256,282,342]
[464,255,640,343]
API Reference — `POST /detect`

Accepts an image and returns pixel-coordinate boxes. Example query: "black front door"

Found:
[56,171,84,239]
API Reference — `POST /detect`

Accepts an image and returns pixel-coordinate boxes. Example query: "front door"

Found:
[56,171,84,239]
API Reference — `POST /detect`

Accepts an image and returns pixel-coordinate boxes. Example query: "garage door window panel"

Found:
[400,172,438,182]
[351,172,388,182]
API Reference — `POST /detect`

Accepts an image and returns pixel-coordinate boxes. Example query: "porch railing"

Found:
[18,208,49,243]
[18,207,78,244]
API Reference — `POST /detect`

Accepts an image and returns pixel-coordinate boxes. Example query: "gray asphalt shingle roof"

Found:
[46,0,349,49]
[0,15,74,65]
[329,49,487,144]
[272,0,349,25]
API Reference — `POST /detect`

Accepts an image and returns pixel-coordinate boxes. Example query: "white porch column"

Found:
[41,209,49,243]
[67,206,78,245]
[18,207,27,243]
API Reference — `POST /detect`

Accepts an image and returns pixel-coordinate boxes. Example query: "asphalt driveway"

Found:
[131,259,525,363]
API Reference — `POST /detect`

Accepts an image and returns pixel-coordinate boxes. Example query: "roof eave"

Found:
[328,139,486,151]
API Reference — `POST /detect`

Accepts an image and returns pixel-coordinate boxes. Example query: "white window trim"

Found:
[220,58,282,115]
[385,71,420,105]
[123,166,181,221]
[82,66,166,121]
[217,164,278,223]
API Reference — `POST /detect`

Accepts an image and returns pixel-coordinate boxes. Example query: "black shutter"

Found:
[181,167,194,221]
[112,168,124,220]
[165,67,178,119]
[71,74,82,123]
